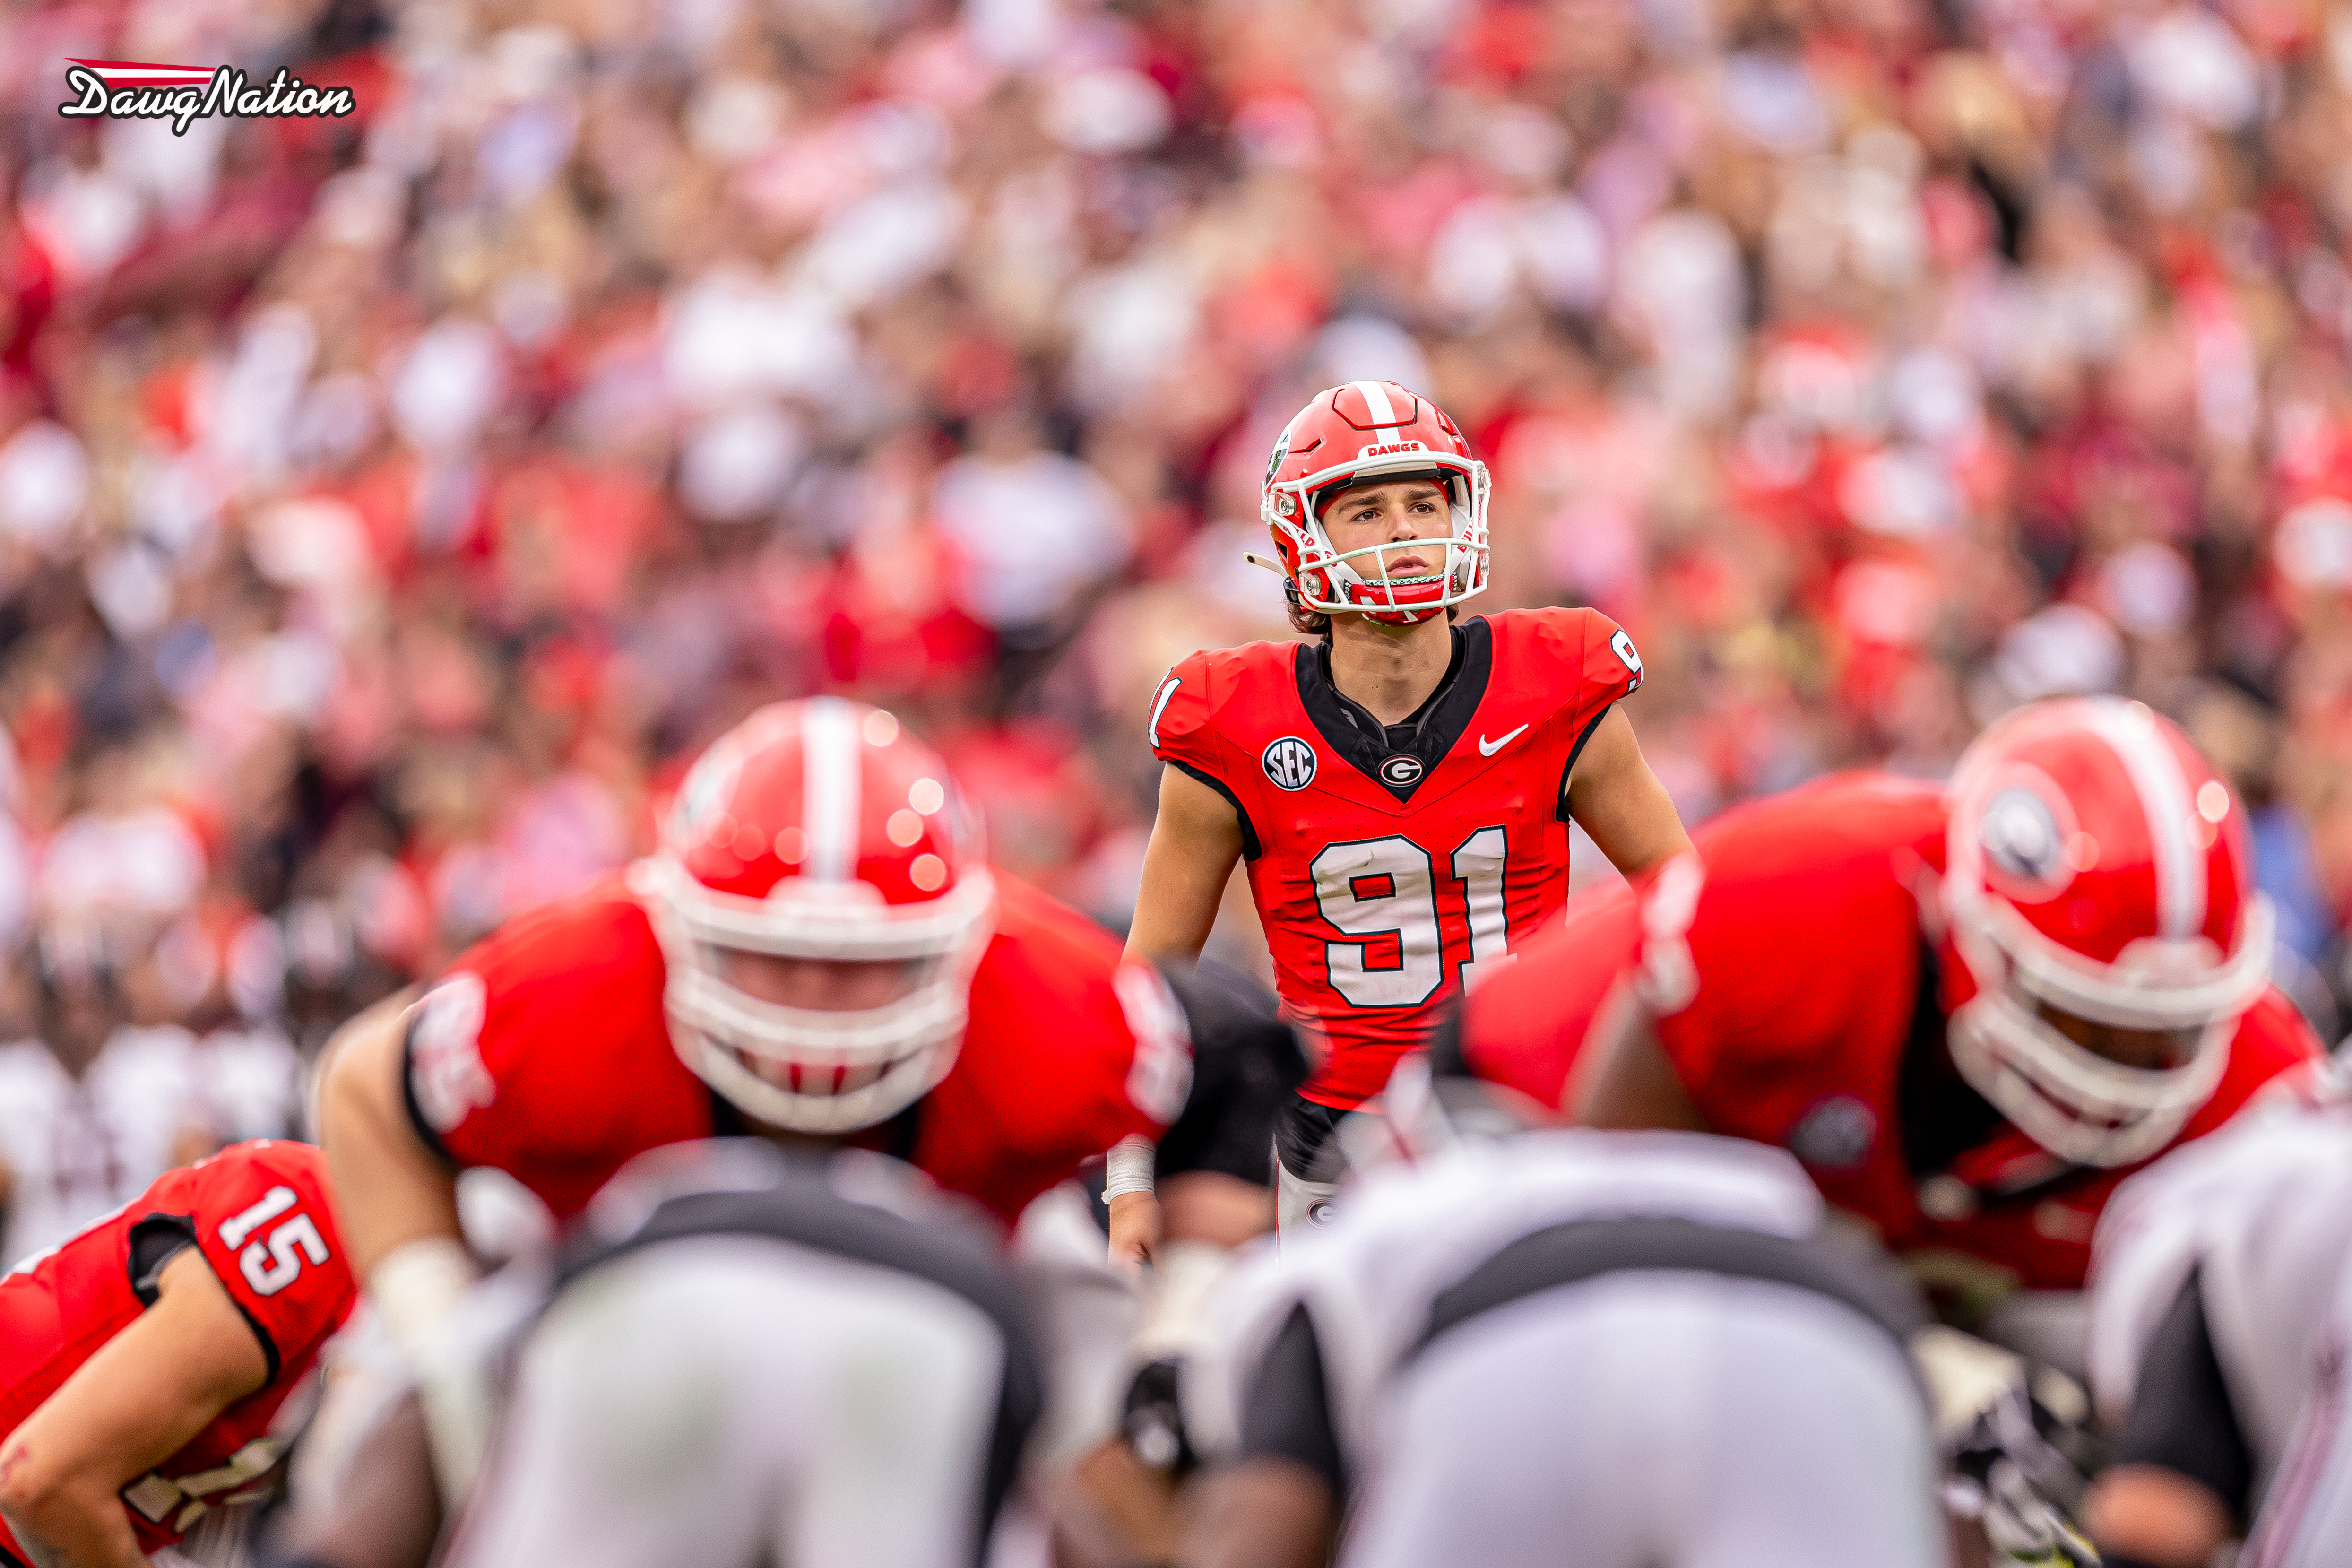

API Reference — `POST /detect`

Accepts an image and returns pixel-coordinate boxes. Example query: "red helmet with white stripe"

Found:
[1261,381,1491,626]
[629,698,996,1133]
[1942,697,2274,1166]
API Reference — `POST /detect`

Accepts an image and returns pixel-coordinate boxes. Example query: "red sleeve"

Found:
[921,879,1184,1221]
[402,881,712,1217]
[1147,650,1263,859]
[184,1142,353,1382]
[1504,608,1641,808]
[1455,879,1644,1111]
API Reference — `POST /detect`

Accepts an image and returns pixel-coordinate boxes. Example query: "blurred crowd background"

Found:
[5,0,2352,1266]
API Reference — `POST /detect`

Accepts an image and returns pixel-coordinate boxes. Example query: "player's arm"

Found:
[316,988,461,1282]
[1115,767,1247,1267]
[0,1249,267,1568]
[1562,706,1690,879]
[2083,1270,2247,1568]
[1569,976,1710,1132]
[1125,765,1245,966]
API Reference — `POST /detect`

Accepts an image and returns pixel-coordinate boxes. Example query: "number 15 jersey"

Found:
[1150,608,1642,1109]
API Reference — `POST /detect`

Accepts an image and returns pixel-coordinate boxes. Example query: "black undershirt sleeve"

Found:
[1237,1302,1347,1498]
[2110,1265,2255,1525]
[1152,962,1308,1189]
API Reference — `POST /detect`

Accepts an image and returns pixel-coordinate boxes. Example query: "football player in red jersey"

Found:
[1443,696,2324,1301]
[318,696,1302,1486]
[1126,379,1690,1243]
[0,1140,355,1568]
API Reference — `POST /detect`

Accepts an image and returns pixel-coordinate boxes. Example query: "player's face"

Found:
[722,950,923,1012]
[1320,480,1450,582]
[2034,1002,2203,1073]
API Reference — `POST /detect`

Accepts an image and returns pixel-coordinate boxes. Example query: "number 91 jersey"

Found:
[1150,608,1642,1109]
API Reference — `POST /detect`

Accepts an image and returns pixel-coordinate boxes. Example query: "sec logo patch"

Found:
[1263,736,1317,790]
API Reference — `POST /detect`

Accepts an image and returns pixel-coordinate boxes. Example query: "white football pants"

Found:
[439,1236,1011,1568]
[1340,1271,1951,1568]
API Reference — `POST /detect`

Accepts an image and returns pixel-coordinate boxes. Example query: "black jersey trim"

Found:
[397,1016,462,1172]
[1293,620,1493,804]
[127,1213,198,1306]
[558,1152,1042,1564]
[1412,1215,1928,1377]
[1553,704,1616,823]
[1171,760,1263,861]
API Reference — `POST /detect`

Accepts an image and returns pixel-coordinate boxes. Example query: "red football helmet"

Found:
[1261,380,1491,625]
[1942,697,2274,1166]
[630,698,996,1134]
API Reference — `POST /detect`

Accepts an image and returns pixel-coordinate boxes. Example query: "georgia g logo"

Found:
[1263,736,1317,790]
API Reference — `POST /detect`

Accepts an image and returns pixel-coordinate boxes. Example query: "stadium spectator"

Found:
[0,0,2347,1190]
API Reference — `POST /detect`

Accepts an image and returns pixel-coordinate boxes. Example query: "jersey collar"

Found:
[1293,618,1493,803]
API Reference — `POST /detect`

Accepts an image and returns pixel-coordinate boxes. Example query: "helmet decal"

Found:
[1265,422,1294,486]
[1977,782,2071,900]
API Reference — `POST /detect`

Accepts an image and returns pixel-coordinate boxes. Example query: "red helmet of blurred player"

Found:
[1261,380,1491,626]
[1942,697,2274,1166]
[631,698,996,1133]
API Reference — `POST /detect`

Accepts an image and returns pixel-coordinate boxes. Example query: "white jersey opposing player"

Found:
[1185,1124,1949,1568]
[2080,1088,2352,1568]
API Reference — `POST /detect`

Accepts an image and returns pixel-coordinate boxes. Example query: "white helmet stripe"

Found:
[801,697,862,884]
[1353,379,1399,425]
[2084,700,2203,939]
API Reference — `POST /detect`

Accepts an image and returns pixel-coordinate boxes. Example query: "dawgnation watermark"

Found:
[59,59,356,137]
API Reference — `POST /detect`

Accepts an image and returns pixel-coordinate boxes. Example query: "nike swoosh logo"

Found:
[1478,724,1530,757]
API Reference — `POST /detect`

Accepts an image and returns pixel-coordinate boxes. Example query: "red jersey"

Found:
[1150,607,1642,1109]
[404,873,1188,1226]
[0,1141,354,1559]
[1455,772,2326,1291]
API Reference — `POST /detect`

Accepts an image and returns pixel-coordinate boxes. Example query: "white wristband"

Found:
[1103,1135,1156,1200]
[369,1236,490,1502]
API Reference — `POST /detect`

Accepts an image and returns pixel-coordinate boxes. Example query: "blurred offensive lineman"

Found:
[317,697,1303,1487]
[1186,1107,1948,1568]
[2224,1174,2352,1568]
[1128,380,1689,1246]
[277,1141,1048,1568]
[2076,1093,2352,1568]
[0,1141,355,1568]
[1444,697,2323,1304]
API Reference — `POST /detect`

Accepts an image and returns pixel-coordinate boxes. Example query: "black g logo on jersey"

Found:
[1263,736,1317,790]
[1380,755,1424,787]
